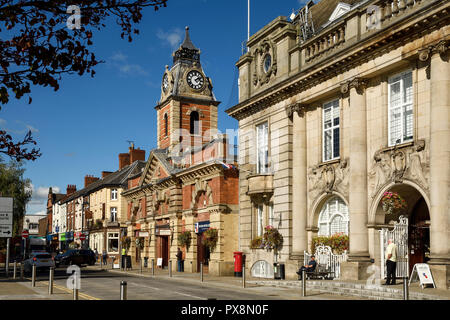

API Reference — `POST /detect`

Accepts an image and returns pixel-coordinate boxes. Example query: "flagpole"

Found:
[247,0,250,52]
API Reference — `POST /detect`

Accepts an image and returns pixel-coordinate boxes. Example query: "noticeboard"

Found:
[157,258,163,267]
[409,263,436,289]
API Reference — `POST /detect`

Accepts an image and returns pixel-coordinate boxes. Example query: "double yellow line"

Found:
[25,278,101,300]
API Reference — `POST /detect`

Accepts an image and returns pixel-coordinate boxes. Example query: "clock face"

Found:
[162,73,169,92]
[186,70,205,90]
[263,54,272,73]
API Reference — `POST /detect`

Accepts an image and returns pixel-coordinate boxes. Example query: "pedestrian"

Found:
[176,248,184,272]
[384,239,398,285]
[94,248,99,263]
[102,250,108,266]
[296,255,317,280]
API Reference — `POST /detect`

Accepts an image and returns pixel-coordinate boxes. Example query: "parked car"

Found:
[55,249,96,267]
[24,252,55,273]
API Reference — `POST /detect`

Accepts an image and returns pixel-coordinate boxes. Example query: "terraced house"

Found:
[122,28,239,276]
[227,0,449,289]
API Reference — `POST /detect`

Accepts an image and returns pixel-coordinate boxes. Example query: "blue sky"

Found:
[0,0,306,215]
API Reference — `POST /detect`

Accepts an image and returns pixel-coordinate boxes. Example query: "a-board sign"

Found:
[409,263,436,289]
[157,258,163,267]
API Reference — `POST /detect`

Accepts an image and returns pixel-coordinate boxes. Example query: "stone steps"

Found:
[247,280,443,300]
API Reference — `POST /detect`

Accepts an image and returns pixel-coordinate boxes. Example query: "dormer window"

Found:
[328,2,351,23]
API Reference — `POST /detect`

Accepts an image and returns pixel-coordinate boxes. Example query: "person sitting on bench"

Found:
[296,255,317,280]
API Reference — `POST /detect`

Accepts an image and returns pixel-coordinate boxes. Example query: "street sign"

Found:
[22,229,29,238]
[79,234,86,241]
[0,224,12,237]
[0,197,13,238]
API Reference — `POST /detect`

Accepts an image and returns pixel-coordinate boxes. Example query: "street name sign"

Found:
[0,197,13,238]
[409,263,436,289]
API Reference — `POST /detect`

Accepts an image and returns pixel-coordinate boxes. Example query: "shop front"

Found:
[59,231,74,251]
[46,234,59,253]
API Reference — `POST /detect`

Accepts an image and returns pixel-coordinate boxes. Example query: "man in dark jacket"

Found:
[176,248,184,272]
[296,255,317,280]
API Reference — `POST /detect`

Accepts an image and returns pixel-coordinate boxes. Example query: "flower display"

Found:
[178,231,192,249]
[381,191,407,215]
[261,225,283,251]
[249,236,263,249]
[203,228,219,253]
[311,233,349,254]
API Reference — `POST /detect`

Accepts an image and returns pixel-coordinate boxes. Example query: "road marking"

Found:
[127,282,161,291]
[173,291,205,300]
[26,278,101,300]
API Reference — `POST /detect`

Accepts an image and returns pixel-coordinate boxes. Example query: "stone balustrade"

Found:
[247,174,274,196]
[305,24,345,62]
[369,0,424,29]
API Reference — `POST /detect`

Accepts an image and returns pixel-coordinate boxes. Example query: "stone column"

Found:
[427,41,450,287]
[340,78,371,280]
[287,103,308,261]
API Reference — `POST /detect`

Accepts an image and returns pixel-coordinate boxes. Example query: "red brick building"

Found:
[122,27,239,276]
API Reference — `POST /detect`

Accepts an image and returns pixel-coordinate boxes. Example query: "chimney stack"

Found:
[102,171,113,178]
[66,185,77,195]
[84,175,99,188]
[119,153,131,170]
[130,146,146,164]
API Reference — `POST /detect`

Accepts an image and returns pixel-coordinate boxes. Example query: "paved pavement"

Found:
[1,261,449,300]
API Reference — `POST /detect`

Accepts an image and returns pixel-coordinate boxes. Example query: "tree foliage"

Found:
[0,0,168,160]
[0,158,32,244]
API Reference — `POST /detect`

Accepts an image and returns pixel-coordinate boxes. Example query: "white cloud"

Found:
[26,184,61,215]
[156,28,184,48]
[109,51,148,77]
[0,118,6,126]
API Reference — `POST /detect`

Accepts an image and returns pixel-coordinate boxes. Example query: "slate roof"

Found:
[309,0,361,31]
[61,160,146,204]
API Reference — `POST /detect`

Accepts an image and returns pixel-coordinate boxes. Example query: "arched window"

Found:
[190,111,200,135]
[318,196,349,236]
[164,113,168,137]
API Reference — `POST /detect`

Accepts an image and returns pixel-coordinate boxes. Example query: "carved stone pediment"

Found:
[368,140,429,198]
[307,158,349,203]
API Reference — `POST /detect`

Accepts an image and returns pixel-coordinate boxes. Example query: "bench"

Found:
[305,263,333,280]
[301,245,348,280]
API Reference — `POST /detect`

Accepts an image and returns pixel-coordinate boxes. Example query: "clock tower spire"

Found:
[156,26,220,152]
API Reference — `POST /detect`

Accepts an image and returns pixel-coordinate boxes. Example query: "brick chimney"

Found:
[66,185,77,195]
[130,146,146,164]
[84,175,99,188]
[102,171,113,178]
[119,153,131,170]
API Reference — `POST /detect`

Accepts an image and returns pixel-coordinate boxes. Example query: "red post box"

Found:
[233,251,243,277]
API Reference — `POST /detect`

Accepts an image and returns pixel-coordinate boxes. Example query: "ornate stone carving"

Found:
[190,179,213,209]
[307,158,349,202]
[253,39,277,87]
[340,77,368,95]
[285,103,305,118]
[433,40,449,56]
[418,47,432,62]
[368,140,429,198]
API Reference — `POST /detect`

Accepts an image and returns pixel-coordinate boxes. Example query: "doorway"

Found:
[160,236,169,268]
[196,234,210,273]
[408,197,430,273]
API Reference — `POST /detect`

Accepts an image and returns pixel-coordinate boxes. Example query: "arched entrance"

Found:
[374,183,430,276]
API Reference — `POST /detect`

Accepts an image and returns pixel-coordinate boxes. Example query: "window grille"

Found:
[388,70,413,146]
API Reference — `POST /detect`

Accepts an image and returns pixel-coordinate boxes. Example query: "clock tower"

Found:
[156,26,220,152]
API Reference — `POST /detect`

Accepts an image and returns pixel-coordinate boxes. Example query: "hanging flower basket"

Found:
[135,237,145,250]
[178,231,192,249]
[249,236,263,249]
[261,226,283,251]
[381,191,407,215]
[203,228,219,253]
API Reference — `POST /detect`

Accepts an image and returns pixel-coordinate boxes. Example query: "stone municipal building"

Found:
[227,0,449,288]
